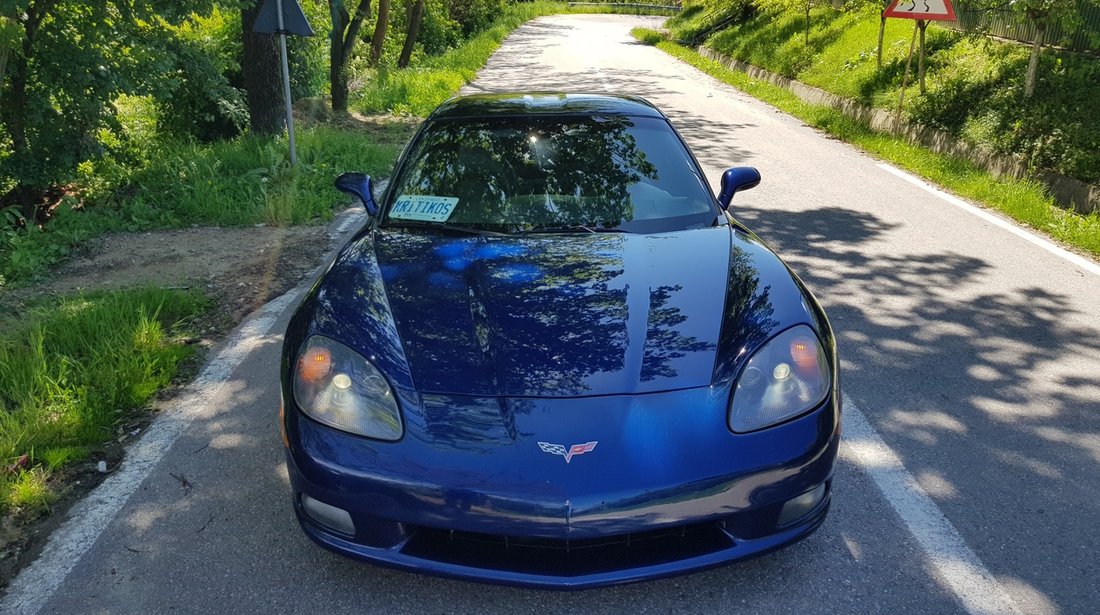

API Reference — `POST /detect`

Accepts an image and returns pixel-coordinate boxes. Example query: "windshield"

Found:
[383,115,718,234]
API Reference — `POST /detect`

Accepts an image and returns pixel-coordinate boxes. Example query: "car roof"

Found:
[428,93,666,120]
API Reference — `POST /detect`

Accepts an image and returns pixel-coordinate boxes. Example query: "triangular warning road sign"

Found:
[254,0,315,37]
[883,0,957,21]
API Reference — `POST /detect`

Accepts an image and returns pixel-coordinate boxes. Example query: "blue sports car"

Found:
[280,93,839,588]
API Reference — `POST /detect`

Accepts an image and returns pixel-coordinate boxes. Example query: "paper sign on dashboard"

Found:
[390,195,459,222]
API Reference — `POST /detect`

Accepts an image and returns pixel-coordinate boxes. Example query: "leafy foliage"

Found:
[154,8,248,141]
[0,1,229,192]
[448,0,508,37]
[699,5,1100,182]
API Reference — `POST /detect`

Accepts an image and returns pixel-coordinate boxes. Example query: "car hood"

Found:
[296,223,823,399]
[361,227,731,397]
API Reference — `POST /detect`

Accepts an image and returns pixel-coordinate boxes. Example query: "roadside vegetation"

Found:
[0,0,675,288]
[0,0,674,529]
[634,0,1100,258]
[0,289,207,514]
[357,1,573,115]
[668,2,1100,185]
[1,127,406,285]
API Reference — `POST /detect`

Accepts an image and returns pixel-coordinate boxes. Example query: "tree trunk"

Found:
[5,50,32,220]
[1024,21,1044,98]
[398,0,424,69]
[0,45,9,86]
[917,19,927,94]
[329,4,349,111]
[241,2,285,136]
[2,2,45,219]
[876,13,886,69]
[804,0,811,47]
[3,38,29,162]
[370,0,391,67]
[328,0,371,112]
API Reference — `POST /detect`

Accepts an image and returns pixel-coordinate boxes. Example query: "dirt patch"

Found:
[4,215,359,324]
[0,209,365,588]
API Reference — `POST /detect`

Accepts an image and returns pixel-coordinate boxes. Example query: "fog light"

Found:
[301,494,355,535]
[778,483,827,526]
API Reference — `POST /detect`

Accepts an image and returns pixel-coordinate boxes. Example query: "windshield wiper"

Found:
[382,221,504,236]
[520,225,628,234]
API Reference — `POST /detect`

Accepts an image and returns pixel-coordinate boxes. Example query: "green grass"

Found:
[0,125,409,286]
[689,7,1100,185]
[632,29,1100,258]
[0,288,208,515]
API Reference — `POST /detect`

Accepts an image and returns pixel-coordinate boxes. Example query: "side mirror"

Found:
[335,172,378,215]
[717,167,761,209]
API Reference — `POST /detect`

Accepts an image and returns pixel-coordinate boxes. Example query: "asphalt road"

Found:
[7,14,1099,615]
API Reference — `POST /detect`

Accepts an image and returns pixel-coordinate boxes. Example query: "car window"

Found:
[384,115,717,234]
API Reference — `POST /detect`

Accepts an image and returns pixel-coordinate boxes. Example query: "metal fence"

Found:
[943,3,1100,53]
[566,1,682,12]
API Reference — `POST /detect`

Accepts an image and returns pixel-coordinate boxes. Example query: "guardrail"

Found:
[568,2,682,12]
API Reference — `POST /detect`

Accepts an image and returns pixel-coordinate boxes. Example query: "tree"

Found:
[876,1,888,69]
[1001,0,1090,97]
[369,0,390,67]
[240,1,284,135]
[398,0,424,69]
[0,2,43,207]
[0,14,16,84]
[0,1,216,218]
[968,0,1090,98]
[917,19,928,94]
[327,0,371,112]
[804,0,811,46]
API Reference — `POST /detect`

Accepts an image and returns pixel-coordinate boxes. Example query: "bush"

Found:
[448,0,509,37]
[633,28,668,45]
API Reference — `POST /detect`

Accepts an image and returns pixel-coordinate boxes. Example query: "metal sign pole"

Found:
[276,0,298,166]
[895,22,919,130]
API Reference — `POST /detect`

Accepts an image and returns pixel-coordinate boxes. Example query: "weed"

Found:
[7,468,55,515]
[0,288,207,514]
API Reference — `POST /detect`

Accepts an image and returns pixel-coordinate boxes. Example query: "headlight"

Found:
[729,325,830,433]
[292,335,403,441]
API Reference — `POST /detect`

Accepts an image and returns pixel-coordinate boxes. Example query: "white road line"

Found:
[1,291,301,615]
[841,401,1023,615]
[335,210,367,235]
[878,163,1100,278]
[593,66,613,92]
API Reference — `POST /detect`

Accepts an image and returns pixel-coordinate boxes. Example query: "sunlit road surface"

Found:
[9,15,1100,615]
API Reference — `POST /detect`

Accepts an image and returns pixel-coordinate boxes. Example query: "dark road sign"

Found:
[254,0,315,36]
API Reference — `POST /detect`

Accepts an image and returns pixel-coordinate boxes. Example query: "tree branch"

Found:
[342,0,371,61]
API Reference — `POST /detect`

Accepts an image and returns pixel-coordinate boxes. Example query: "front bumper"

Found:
[285,386,840,588]
[294,488,830,589]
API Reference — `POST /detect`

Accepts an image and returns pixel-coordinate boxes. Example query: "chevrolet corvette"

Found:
[280,92,840,588]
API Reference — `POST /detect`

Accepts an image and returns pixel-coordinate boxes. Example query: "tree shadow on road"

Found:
[731,199,1100,608]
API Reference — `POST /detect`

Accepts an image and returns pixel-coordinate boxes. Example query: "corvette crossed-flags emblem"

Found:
[538,441,598,464]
